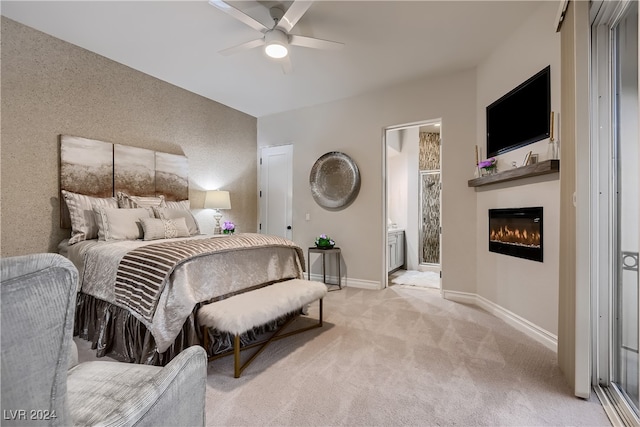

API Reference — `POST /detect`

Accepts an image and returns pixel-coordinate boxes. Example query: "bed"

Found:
[59,135,305,365]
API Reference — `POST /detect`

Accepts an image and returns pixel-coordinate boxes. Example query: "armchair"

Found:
[1,253,207,426]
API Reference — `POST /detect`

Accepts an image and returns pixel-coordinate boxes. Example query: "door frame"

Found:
[382,118,442,288]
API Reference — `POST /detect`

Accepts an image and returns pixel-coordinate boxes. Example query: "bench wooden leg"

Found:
[234,334,241,378]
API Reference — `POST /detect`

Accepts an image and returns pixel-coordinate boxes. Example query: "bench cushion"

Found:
[198,279,327,335]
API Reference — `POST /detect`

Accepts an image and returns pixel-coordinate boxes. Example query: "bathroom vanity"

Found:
[388,229,405,272]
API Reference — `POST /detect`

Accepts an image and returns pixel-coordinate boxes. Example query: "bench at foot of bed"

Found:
[197,278,327,378]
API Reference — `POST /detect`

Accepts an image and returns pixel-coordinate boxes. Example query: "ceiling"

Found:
[2,1,544,118]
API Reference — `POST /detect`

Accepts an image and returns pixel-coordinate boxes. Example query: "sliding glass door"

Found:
[592,1,639,423]
[613,0,639,415]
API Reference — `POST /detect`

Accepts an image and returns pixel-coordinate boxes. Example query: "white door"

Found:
[259,145,293,239]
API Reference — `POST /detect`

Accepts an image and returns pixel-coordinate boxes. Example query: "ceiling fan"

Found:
[208,0,344,73]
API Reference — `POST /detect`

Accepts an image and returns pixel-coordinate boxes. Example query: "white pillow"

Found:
[165,200,190,210]
[93,207,153,241]
[62,190,118,245]
[140,217,190,241]
[117,192,166,209]
[152,207,200,236]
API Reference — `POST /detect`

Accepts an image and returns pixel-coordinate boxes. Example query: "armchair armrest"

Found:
[67,346,207,427]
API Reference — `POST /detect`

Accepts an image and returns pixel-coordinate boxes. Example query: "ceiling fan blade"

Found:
[281,56,293,74]
[208,0,268,33]
[219,38,264,56]
[289,35,344,50]
[277,1,313,33]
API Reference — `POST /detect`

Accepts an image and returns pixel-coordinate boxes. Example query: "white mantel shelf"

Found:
[468,159,560,188]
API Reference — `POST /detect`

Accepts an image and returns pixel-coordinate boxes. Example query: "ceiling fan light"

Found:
[264,29,289,59]
[265,43,288,58]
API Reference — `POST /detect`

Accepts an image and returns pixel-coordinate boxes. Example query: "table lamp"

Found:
[204,190,231,234]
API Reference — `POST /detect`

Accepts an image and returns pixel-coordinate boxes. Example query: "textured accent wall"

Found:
[419,132,441,171]
[420,172,441,264]
[1,17,257,256]
[419,132,441,264]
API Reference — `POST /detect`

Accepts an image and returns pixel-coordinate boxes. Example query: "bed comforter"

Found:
[65,233,305,353]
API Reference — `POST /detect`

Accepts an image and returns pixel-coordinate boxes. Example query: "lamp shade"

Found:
[204,190,231,210]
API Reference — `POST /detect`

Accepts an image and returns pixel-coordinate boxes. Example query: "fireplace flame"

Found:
[490,225,540,248]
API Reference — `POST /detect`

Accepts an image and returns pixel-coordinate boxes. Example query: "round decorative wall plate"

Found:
[309,152,361,210]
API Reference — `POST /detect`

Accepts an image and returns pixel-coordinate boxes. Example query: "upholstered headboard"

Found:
[59,135,188,228]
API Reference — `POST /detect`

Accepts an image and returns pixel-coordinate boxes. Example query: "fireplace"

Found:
[488,207,543,262]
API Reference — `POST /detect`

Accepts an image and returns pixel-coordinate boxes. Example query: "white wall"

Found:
[387,129,408,231]
[402,127,420,271]
[258,69,477,292]
[475,1,561,335]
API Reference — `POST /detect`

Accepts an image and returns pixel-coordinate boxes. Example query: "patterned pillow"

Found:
[152,207,200,236]
[93,206,153,241]
[116,192,166,209]
[164,200,190,210]
[61,190,118,245]
[140,217,190,241]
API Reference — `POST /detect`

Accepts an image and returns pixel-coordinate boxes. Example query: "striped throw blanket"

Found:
[114,233,304,322]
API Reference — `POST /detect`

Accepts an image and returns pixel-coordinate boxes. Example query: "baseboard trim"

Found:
[441,290,477,305]
[443,290,558,353]
[307,274,380,290]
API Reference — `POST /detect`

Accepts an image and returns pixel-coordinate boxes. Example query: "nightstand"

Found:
[307,247,342,289]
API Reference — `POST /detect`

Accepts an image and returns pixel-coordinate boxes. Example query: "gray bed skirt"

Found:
[74,292,292,366]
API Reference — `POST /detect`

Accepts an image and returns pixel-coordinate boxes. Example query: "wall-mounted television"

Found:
[486,66,551,157]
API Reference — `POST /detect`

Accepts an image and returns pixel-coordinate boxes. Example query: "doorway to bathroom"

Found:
[385,119,442,289]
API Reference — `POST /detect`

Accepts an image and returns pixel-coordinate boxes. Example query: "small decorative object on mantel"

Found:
[222,221,235,234]
[478,157,497,176]
[314,233,335,249]
[547,111,559,160]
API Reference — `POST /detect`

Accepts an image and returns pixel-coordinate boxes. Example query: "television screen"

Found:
[486,66,550,157]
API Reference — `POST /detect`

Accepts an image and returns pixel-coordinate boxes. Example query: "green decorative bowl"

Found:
[315,243,334,249]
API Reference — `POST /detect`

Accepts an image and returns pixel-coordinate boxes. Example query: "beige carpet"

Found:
[202,286,610,426]
[77,286,611,426]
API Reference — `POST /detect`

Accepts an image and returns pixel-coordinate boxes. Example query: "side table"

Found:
[307,247,342,289]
